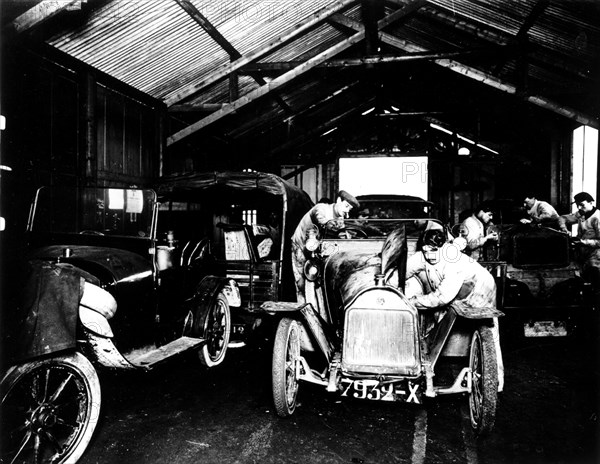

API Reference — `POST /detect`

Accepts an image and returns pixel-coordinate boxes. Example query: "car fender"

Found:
[79,306,114,338]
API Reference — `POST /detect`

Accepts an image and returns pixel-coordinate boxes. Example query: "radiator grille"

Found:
[342,306,420,376]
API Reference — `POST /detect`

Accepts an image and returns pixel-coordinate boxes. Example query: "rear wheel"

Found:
[1,352,101,464]
[468,325,498,435]
[199,291,231,367]
[272,318,301,417]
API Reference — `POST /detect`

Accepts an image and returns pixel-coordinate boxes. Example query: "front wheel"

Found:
[468,325,498,435]
[1,352,101,464]
[199,290,231,367]
[272,318,301,417]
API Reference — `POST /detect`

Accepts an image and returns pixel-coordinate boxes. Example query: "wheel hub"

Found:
[31,404,57,431]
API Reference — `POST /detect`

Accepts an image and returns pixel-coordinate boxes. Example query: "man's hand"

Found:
[486,231,499,241]
[520,218,532,224]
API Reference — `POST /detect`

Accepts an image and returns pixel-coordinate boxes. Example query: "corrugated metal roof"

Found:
[5,0,599,161]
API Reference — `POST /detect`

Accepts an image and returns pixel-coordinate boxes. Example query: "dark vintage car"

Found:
[1,184,249,463]
[351,194,433,219]
[262,218,503,436]
[481,223,595,340]
[155,171,314,315]
[1,171,313,464]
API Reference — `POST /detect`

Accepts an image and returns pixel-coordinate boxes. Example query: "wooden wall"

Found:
[1,42,164,248]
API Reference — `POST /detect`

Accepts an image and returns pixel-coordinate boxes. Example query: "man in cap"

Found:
[404,229,504,392]
[558,192,600,296]
[457,204,499,261]
[291,190,360,303]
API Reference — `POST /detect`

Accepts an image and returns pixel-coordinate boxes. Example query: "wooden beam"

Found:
[169,103,231,112]
[167,1,424,145]
[12,0,82,33]
[167,30,366,145]
[241,48,499,72]
[164,0,358,106]
[171,0,292,113]
[334,13,599,129]
[172,0,241,59]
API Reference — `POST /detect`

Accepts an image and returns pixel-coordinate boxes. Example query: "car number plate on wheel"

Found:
[340,379,421,404]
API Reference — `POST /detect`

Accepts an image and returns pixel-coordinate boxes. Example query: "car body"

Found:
[1,184,246,464]
[484,223,595,339]
[351,194,433,219]
[262,218,503,436]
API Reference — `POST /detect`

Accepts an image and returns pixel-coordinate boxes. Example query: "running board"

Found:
[128,336,205,368]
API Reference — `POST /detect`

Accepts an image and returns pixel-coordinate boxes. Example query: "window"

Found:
[243,209,257,226]
[572,125,598,212]
[339,156,428,198]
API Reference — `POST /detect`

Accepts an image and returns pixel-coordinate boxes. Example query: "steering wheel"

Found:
[336,226,368,239]
[79,230,104,236]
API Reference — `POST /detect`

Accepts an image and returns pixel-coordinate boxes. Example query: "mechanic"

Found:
[520,193,559,226]
[404,229,504,392]
[291,190,360,303]
[458,204,498,261]
[558,191,600,297]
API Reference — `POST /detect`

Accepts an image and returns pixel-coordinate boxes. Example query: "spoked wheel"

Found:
[1,352,101,464]
[468,325,498,436]
[199,290,231,367]
[272,318,301,417]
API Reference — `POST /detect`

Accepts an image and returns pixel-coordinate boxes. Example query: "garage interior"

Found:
[0,1,599,463]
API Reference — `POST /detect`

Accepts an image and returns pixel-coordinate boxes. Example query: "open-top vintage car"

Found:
[262,218,502,435]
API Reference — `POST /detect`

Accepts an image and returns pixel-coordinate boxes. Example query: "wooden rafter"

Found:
[172,0,292,114]
[164,0,358,107]
[167,30,366,145]
[167,0,427,145]
[338,11,599,129]
[12,0,83,33]
[237,48,502,73]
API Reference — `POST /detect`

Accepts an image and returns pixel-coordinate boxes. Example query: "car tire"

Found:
[1,352,101,464]
[468,325,498,435]
[199,290,231,367]
[272,318,301,417]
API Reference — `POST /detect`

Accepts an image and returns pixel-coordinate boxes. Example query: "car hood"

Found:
[26,245,152,284]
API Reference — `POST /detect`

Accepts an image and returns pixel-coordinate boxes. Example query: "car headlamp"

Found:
[305,236,320,252]
[303,260,321,282]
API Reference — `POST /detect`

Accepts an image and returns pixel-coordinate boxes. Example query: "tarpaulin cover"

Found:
[14,261,84,362]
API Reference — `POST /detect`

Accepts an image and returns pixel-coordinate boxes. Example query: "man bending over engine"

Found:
[291,190,360,303]
[404,229,504,392]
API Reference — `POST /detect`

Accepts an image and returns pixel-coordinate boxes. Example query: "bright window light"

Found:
[339,157,428,198]
[572,125,598,213]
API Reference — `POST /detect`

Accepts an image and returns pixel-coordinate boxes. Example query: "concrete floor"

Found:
[79,334,599,464]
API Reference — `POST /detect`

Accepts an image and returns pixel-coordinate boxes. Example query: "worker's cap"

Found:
[573,192,594,204]
[337,190,360,209]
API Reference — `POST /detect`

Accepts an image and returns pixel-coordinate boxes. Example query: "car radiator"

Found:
[341,288,421,377]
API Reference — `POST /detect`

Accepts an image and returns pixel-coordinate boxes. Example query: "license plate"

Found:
[524,321,568,337]
[340,378,421,404]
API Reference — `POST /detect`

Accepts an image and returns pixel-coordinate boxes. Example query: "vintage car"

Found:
[0,172,313,464]
[481,223,595,340]
[351,194,433,219]
[262,218,502,435]
[0,184,248,464]
[155,171,314,315]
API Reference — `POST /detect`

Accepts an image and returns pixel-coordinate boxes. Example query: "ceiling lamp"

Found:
[458,146,471,156]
